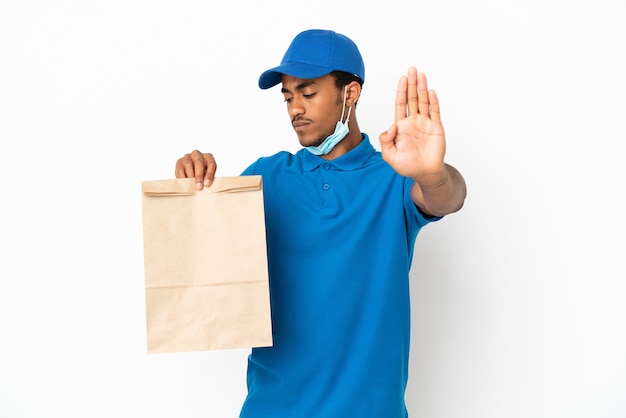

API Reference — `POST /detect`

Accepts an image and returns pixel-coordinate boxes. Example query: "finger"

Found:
[175,151,217,189]
[417,72,430,116]
[394,75,408,122]
[428,90,441,124]
[407,66,418,116]
[175,153,193,178]
[189,150,208,189]
[378,124,398,161]
[202,153,217,187]
[379,123,397,147]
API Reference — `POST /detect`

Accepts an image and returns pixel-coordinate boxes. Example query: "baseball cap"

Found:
[258,29,365,89]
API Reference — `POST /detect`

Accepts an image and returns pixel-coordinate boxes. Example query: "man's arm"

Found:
[409,163,466,216]
[379,66,466,216]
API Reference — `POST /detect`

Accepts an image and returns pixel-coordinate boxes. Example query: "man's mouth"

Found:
[292,120,311,133]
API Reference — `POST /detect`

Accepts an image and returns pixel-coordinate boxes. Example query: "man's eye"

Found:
[303,93,316,98]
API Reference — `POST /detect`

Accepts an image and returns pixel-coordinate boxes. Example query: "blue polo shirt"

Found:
[239,134,439,418]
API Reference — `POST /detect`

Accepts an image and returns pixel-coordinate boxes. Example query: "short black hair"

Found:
[331,71,363,89]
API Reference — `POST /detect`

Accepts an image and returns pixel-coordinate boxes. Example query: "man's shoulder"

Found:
[254,150,299,167]
[242,150,300,176]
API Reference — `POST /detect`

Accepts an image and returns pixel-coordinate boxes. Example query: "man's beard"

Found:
[301,123,337,148]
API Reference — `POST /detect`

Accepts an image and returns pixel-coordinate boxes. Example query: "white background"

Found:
[1,0,625,417]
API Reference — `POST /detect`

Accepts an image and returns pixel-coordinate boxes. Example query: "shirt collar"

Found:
[300,134,375,171]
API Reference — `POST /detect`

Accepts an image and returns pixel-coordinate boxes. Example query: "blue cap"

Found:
[258,29,365,89]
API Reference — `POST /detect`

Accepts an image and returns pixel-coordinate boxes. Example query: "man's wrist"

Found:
[418,174,449,190]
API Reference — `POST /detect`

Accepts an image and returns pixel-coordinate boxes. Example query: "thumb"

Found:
[379,124,397,151]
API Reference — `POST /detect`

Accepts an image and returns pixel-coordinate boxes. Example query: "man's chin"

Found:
[299,137,323,148]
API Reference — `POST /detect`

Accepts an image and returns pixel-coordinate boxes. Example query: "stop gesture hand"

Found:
[379,66,447,188]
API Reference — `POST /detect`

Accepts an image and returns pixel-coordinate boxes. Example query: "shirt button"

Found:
[323,183,330,190]
[323,163,331,170]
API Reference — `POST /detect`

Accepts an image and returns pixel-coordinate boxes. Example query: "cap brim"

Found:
[258,62,334,89]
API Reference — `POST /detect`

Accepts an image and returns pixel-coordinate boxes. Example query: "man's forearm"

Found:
[412,164,467,217]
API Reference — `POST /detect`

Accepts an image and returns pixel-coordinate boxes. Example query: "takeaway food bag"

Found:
[141,176,273,354]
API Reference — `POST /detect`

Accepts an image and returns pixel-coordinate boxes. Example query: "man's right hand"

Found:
[175,150,217,190]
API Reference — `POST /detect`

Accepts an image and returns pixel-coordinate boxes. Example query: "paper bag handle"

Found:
[142,176,262,197]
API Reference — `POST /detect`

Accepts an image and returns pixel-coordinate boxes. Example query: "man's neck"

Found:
[319,127,363,160]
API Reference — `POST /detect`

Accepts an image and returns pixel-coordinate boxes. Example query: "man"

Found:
[175,29,466,418]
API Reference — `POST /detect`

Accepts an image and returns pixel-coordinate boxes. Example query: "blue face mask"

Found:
[306,86,352,156]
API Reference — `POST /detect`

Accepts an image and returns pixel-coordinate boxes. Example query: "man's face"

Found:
[280,74,343,148]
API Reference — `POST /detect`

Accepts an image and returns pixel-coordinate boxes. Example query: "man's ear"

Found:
[346,81,361,107]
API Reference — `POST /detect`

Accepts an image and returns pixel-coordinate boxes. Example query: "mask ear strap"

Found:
[344,105,352,125]
[340,85,352,123]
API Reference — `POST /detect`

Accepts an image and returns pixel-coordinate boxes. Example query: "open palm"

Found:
[379,67,447,186]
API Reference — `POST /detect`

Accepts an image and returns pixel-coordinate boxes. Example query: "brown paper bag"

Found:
[141,176,273,354]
